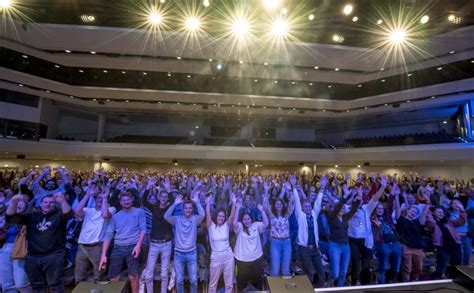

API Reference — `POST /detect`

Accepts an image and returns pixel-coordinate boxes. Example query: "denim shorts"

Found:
[108,244,140,278]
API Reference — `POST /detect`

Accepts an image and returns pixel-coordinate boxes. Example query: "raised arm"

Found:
[227,194,237,228]
[6,194,23,216]
[75,185,94,218]
[231,198,242,231]
[205,195,212,228]
[192,190,205,224]
[293,185,303,217]
[257,204,269,229]
[313,176,328,216]
[164,195,183,225]
[100,187,112,219]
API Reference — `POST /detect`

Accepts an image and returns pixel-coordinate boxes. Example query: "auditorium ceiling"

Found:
[0,0,473,118]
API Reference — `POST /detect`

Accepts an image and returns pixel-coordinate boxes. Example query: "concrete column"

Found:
[97,113,105,142]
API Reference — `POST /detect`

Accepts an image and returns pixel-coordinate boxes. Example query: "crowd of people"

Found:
[0,166,473,293]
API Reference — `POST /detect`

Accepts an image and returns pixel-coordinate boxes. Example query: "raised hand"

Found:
[175,194,183,205]
[342,183,350,197]
[289,176,297,186]
[380,176,387,188]
[320,176,328,189]
[54,192,65,203]
[257,204,264,211]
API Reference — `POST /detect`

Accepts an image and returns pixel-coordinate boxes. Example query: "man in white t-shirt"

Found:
[74,185,116,283]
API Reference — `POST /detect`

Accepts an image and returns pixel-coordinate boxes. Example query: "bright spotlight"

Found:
[148,11,162,25]
[389,29,406,44]
[377,19,383,25]
[231,16,250,38]
[332,34,344,43]
[343,4,353,15]
[271,19,289,36]
[308,14,315,21]
[352,16,358,22]
[448,14,462,24]
[263,0,280,11]
[448,14,455,22]
[185,16,200,31]
[420,15,429,24]
[0,0,12,9]
[203,0,210,7]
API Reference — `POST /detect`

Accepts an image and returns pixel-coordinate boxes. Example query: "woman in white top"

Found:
[231,198,269,291]
[205,195,236,293]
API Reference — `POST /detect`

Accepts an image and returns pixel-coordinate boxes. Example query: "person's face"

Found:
[148,196,157,205]
[376,203,384,216]
[159,192,169,206]
[217,211,226,225]
[434,208,445,220]
[94,195,104,208]
[218,192,226,200]
[244,196,252,207]
[4,189,13,198]
[184,202,194,217]
[119,195,133,209]
[303,202,312,215]
[74,186,82,195]
[16,201,26,213]
[271,188,278,196]
[242,214,252,227]
[309,192,317,203]
[45,181,55,190]
[274,200,283,213]
[40,197,56,214]
[408,194,416,205]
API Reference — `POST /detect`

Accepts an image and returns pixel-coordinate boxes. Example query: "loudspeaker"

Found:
[72,281,127,293]
[455,265,474,291]
[266,275,314,293]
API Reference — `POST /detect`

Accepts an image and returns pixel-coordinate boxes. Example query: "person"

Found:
[372,181,402,284]
[6,192,74,293]
[205,193,236,293]
[348,176,387,285]
[396,202,429,282]
[142,177,173,293]
[164,192,205,293]
[326,185,361,287]
[232,197,269,291]
[74,185,115,283]
[0,198,32,293]
[426,201,466,280]
[292,176,326,286]
[99,192,146,293]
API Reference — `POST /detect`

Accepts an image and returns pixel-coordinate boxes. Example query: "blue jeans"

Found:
[270,238,292,276]
[174,250,198,293]
[460,235,472,266]
[0,243,30,293]
[328,241,350,287]
[432,245,461,280]
[375,242,402,284]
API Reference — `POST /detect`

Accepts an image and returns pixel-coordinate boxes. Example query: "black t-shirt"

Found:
[396,217,424,249]
[143,197,173,241]
[7,209,74,256]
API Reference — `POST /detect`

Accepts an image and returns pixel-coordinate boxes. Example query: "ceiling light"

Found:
[448,14,455,22]
[381,79,385,82]
[187,75,191,78]
[334,68,339,71]
[308,14,315,21]
[22,55,28,58]
[185,16,201,31]
[406,100,411,103]
[143,72,147,75]
[358,84,362,87]
[364,106,368,109]
[45,90,50,93]
[271,18,290,36]
[314,66,319,69]
[106,99,110,102]
[407,73,412,76]
[448,14,463,24]
[449,50,455,54]
[352,16,358,22]
[442,121,447,124]
[254,79,258,82]
[103,70,108,73]
[70,96,74,99]
[126,100,130,103]
[380,68,384,71]
[274,80,278,84]
[334,164,339,168]
[437,67,442,70]
[346,109,350,112]
[377,19,383,25]
[79,69,84,73]
[384,103,388,106]
[281,8,288,15]
[389,29,406,44]
[239,60,244,64]
[148,11,162,25]
[231,16,250,38]
[291,81,296,84]
[167,72,172,77]
[121,71,126,74]
[431,96,436,99]
[65,49,71,53]
[176,56,182,60]
[195,125,199,129]
[80,14,95,23]
[90,51,96,54]
[263,0,280,10]
[332,34,344,43]
[93,98,97,101]
[328,85,332,88]
[264,62,269,66]
[18,84,23,87]
[357,165,361,168]
[54,65,60,68]
[420,15,429,24]
[343,4,353,15]
[309,82,313,86]
[203,0,210,7]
